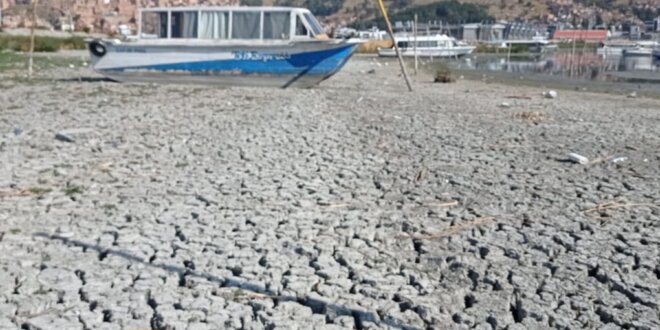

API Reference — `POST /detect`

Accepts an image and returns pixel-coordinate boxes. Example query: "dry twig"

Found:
[397,216,496,240]
[583,200,659,217]
[322,203,351,209]
[0,189,33,198]
[427,200,459,208]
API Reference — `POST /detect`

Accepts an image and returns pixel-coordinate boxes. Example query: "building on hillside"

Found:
[504,22,547,41]
[0,0,240,33]
[552,29,608,42]
[462,23,479,42]
[478,24,505,42]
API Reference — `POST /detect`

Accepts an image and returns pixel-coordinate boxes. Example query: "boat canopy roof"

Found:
[140,6,312,13]
[393,34,456,41]
[138,6,325,41]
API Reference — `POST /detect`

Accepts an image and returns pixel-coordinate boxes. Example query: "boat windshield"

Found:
[303,12,324,35]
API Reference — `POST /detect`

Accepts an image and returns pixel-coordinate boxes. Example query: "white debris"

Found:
[543,90,558,99]
[567,153,589,164]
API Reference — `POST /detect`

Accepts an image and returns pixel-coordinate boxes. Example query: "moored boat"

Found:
[622,46,653,57]
[87,6,358,88]
[596,41,637,56]
[377,34,475,58]
[622,41,658,57]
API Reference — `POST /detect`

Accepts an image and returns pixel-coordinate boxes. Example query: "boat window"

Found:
[303,12,324,35]
[171,11,198,38]
[232,11,261,39]
[141,12,168,38]
[397,41,408,48]
[418,41,437,48]
[295,15,308,36]
[199,11,228,39]
[263,11,290,39]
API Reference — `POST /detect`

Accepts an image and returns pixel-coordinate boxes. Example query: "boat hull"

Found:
[88,40,358,88]
[654,50,660,61]
[377,46,475,58]
[622,48,653,57]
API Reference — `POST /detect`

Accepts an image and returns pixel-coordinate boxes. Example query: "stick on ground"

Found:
[397,216,495,240]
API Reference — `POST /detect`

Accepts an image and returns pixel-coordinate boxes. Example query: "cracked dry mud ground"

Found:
[1,55,659,330]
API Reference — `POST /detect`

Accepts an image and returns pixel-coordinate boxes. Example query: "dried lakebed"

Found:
[1,56,659,330]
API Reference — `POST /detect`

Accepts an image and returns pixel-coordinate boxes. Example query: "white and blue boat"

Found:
[87,6,358,88]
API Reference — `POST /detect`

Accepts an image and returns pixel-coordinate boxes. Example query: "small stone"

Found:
[543,90,557,99]
[55,132,75,143]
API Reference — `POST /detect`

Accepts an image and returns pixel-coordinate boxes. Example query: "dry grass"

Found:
[0,187,51,198]
[512,111,545,123]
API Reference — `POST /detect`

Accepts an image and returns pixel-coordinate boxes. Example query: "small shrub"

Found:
[0,35,86,52]
[28,187,52,195]
[434,64,455,83]
[63,184,84,196]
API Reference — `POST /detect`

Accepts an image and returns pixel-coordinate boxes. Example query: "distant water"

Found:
[453,52,658,81]
[432,51,660,97]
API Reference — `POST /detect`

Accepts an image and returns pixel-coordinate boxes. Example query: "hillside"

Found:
[287,0,659,27]
[1,0,657,33]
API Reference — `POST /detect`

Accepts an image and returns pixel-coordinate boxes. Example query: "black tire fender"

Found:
[89,40,107,57]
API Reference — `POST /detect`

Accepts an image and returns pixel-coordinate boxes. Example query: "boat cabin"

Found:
[139,7,325,41]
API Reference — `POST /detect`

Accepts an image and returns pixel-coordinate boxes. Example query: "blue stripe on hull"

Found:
[103,44,357,77]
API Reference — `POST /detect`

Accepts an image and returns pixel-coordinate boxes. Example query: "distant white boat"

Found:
[87,6,358,88]
[597,41,659,57]
[623,47,653,57]
[377,34,475,58]
[597,41,637,56]
[622,41,659,57]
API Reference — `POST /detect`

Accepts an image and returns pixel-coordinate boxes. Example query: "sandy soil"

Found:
[1,55,659,330]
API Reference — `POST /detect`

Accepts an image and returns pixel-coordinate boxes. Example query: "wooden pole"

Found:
[570,32,577,77]
[414,14,418,75]
[506,41,512,70]
[376,0,413,92]
[28,0,38,79]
